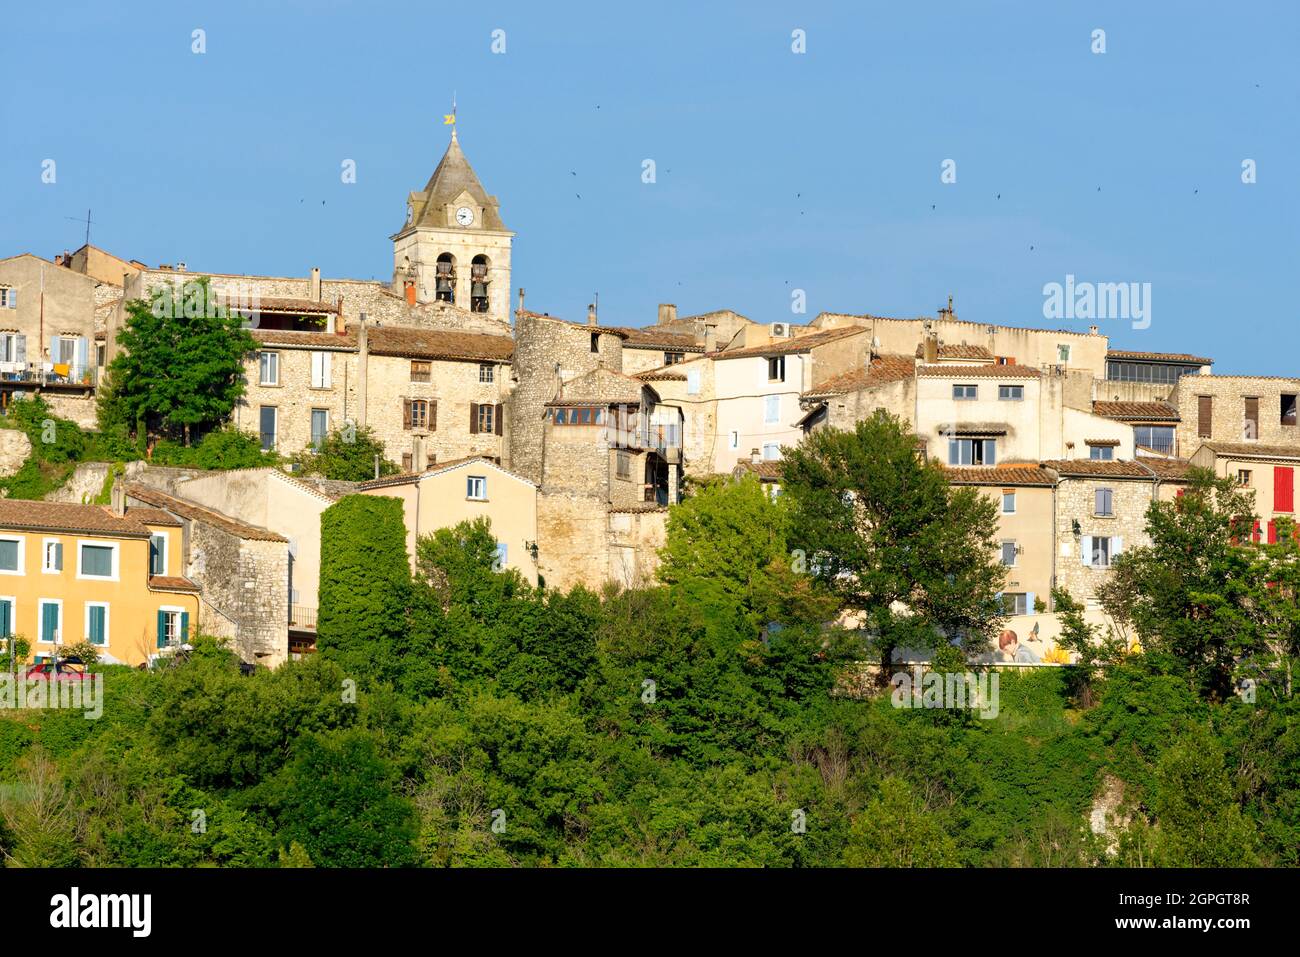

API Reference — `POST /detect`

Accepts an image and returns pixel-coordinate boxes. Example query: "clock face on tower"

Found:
[455,206,475,227]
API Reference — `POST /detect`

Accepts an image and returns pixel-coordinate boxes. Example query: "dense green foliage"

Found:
[0,396,132,499]
[291,425,398,481]
[151,426,279,470]
[0,428,1294,867]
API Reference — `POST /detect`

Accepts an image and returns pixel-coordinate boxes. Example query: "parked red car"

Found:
[23,657,92,681]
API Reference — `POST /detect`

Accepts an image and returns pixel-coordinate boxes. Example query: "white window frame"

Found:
[1088,444,1115,461]
[0,596,15,638]
[159,605,186,647]
[687,370,701,395]
[0,535,24,576]
[0,287,13,309]
[76,539,120,582]
[1001,492,1016,514]
[258,351,280,386]
[762,443,780,461]
[1000,540,1018,567]
[149,531,169,577]
[37,598,63,645]
[310,351,332,389]
[953,384,978,400]
[84,601,110,647]
[41,537,63,574]
[998,384,1023,401]
[467,475,488,500]
[764,394,780,424]
[767,356,786,383]
[479,363,495,384]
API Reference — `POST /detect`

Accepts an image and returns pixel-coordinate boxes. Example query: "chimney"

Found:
[517,287,526,316]
[54,254,64,267]
[704,324,717,353]
[110,477,125,517]
[923,331,939,363]
[587,303,598,326]
[751,448,761,465]
[404,280,417,306]
[357,313,369,427]
[1088,324,1099,335]
[175,261,186,272]
[310,266,321,301]
[657,303,677,326]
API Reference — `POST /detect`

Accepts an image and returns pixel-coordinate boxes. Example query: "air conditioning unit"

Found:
[770,322,790,338]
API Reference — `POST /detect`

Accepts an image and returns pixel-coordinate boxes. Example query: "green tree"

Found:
[292,425,399,481]
[1150,729,1259,866]
[151,426,277,470]
[780,411,1005,677]
[843,776,961,867]
[1052,587,1127,708]
[103,277,258,444]
[317,495,413,677]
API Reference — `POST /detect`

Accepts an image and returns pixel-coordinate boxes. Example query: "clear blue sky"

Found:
[2,1,1296,372]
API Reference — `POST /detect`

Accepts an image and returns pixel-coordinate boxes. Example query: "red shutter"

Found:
[402,399,412,430]
[1252,520,1261,543]
[1275,466,1294,513]
[1268,520,1277,543]
[494,403,503,436]
[469,402,479,434]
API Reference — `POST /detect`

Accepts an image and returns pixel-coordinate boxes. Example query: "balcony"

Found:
[0,362,98,390]
[288,604,317,632]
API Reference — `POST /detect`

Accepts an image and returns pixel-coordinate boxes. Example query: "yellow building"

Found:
[0,494,200,667]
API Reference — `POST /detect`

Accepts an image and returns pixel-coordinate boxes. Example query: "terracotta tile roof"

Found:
[0,499,167,538]
[635,369,688,381]
[356,456,533,491]
[1042,459,1153,478]
[803,354,916,398]
[733,459,784,481]
[250,328,356,350]
[124,483,288,541]
[943,465,1055,487]
[613,328,705,351]
[1085,439,1121,446]
[713,325,866,360]
[608,503,668,514]
[1107,349,1212,365]
[148,575,200,593]
[917,364,1041,379]
[1137,456,1196,479]
[545,366,647,406]
[363,325,514,363]
[517,310,630,338]
[914,343,994,360]
[1199,442,1300,461]
[131,507,183,527]
[235,297,339,315]
[1093,400,1180,421]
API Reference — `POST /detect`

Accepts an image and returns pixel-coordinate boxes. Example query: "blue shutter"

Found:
[8,290,15,309]
[156,609,167,648]
[0,599,10,637]
[1025,591,1036,614]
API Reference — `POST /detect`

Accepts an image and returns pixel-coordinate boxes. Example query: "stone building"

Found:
[1172,373,1300,454]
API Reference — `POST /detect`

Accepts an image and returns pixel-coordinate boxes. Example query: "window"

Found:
[998,384,1023,401]
[762,443,780,461]
[948,438,996,466]
[1086,536,1117,568]
[1244,396,1259,440]
[1057,344,1071,363]
[96,343,105,367]
[494,542,508,571]
[953,384,978,400]
[149,534,167,576]
[311,409,328,450]
[410,360,431,383]
[1088,444,1115,461]
[404,399,430,430]
[402,453,413,471]
[768,356,786,382]
[1283,394,1298,427]
[39,600,61,644]
[259,406,277,451]
[1002,491,1016,514]
[157,608,188,649]
[1237,469,1252,487]
[1134,425,1175,454]
[78,542,118,580]
[664,352,684,366]
[55,337,75,364]
[0,332,23,363]
[0,287,15,309]
[310,351,332,389]
[435,253,456,304]
[477,403,495,434]
[1095,487,1114,517]
[590,332,600,354]
[551,406,603,425]
[479,363,495,383]
[1197,395,1213,438]
[0,597,12,638]
[615,452,631,480]
[258,352,279,386]
[467,475,487,500]
[470,255,490,313]
[764,395,780,424]
[1106,360,1197,383]
[729,430,739,450]
[1002,593,1028,616]
[42,539,63,574]
[85,602,109,646]
[1000,541,1017,567]
[0,538,21,574]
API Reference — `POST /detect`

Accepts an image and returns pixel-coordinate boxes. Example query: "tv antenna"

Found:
[64,208,94,247]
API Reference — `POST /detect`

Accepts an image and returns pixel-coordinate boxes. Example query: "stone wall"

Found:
[237,344,359,458]
[1053,475,1155,602]
[45,461,206,503]
[536,491,612,590]
[0,429,31,476]
[1173,374,1300,453]
[185,519,288,666]
[608,508,667,587]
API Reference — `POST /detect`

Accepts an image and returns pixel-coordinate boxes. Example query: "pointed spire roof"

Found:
[406,132,508,231]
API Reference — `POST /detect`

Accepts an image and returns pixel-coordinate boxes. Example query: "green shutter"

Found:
[88,605,105,645]
[156,609,167,648]
[42,603,58,643]
[180,612,190,643]
[0,599,10,638]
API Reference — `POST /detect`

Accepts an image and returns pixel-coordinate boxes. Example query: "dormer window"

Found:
[435,253,456,304]
[470,255,490,313]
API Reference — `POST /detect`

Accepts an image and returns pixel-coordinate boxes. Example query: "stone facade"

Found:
[186,521,289,665]
[1173,374,1300,453]
[1050,470,1155,603]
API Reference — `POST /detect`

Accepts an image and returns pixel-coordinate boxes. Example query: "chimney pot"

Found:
[404,280,417,306]
[751,448,762,465]
[1088,324,1099,335]
[657,303,677,326]
[587,303,598,326]
[110,478,125,517]
[311,266,322,301]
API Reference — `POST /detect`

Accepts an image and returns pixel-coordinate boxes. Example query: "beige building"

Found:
[1173,374,1300,454]
[1190,442,1299,542]
[358,456,539,585]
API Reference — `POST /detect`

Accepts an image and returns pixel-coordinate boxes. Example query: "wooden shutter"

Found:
[1245,396,1259,437]
[494,404,503,436]
[1197,395,1213,437]
[180,611,190,642]
[1268,520,1278,544]
[402,399,412,430]
[430,399,437,432]
[157,610,167,648]
[1275,466,1294,513]
[469,402,479,434]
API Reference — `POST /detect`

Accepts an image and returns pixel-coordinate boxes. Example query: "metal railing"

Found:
[0,362,97,388]
[288,604,317,631]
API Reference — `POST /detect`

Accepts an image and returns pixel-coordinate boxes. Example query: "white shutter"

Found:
[7,289,15,309]
[16,334,26,363]
[310,351,331,389]
[687,370,700,395]
[1113,536,1123,556]
[321,352,331,388]
[1081,535,1093,566]
[1026,591,1036,613]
